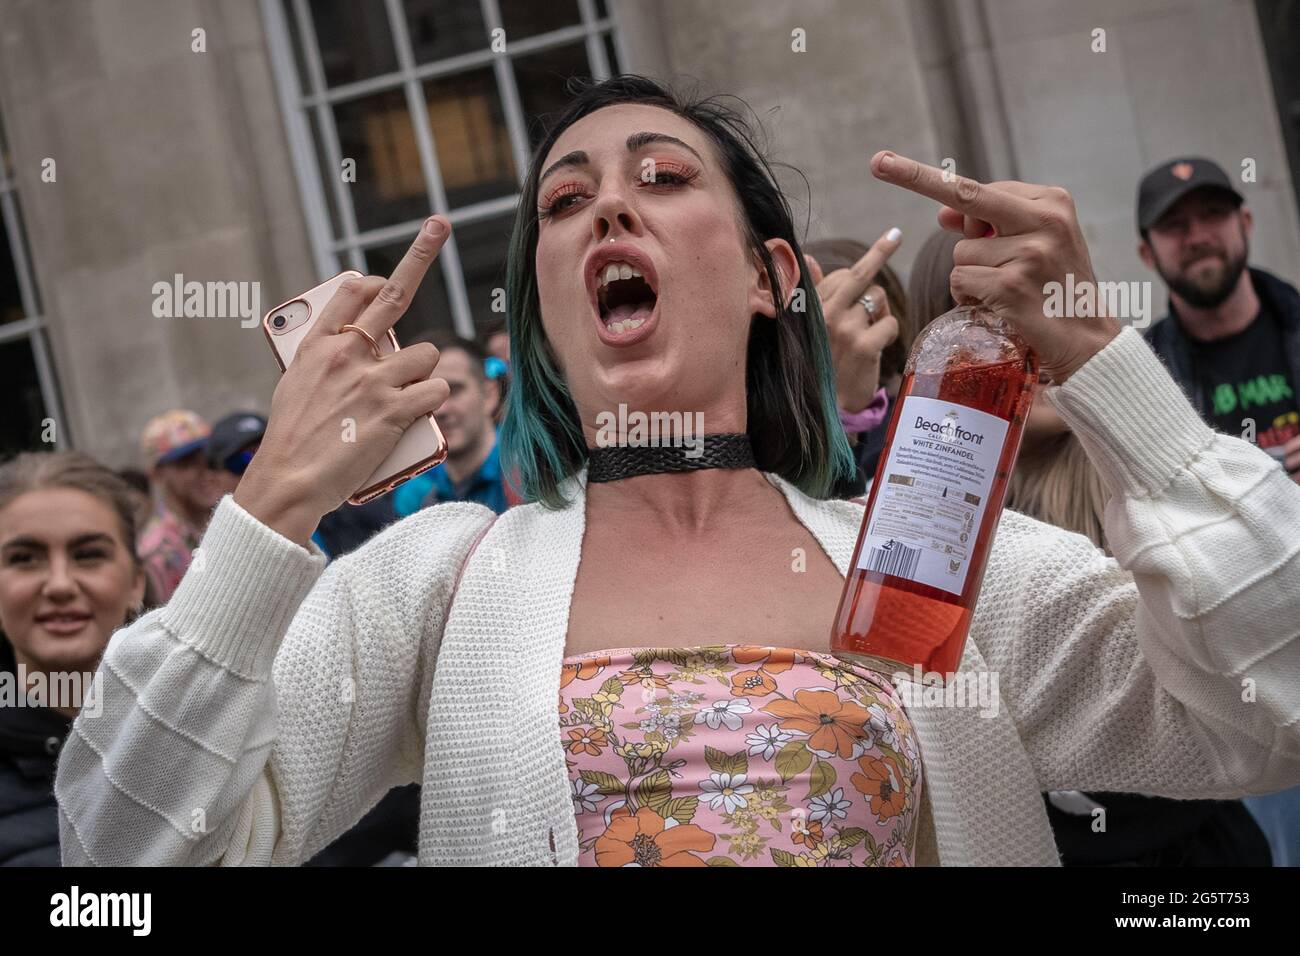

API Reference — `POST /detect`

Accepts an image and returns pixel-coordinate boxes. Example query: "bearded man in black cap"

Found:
[1133,157,1300,866]
[1138,156,1300,483]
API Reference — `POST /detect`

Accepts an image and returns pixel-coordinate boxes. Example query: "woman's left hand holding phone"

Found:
[234,217,453,546]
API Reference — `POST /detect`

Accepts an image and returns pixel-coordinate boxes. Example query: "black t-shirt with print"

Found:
[1188,307,1300,462]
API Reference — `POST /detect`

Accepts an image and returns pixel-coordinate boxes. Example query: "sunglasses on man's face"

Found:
[224,449,256,476]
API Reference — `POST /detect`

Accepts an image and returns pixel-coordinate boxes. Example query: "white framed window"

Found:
[0,107,67,457]
[261,0,625,339]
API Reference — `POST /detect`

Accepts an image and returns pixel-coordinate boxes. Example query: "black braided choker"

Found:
[586,433,755,483]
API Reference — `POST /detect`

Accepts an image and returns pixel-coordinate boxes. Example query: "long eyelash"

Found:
[643,164,698,186]
[536,164,699,221]
[538,183,586,220]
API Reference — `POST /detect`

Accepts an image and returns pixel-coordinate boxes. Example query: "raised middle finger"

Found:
[940,181,1057,238]
[354,215,450,338]
[871,151,1040,236]
[826,227,901,313]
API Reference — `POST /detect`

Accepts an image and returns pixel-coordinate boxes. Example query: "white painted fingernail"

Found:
[886,227,902,243]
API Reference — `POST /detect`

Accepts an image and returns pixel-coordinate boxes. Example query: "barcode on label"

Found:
[866,541,921,579]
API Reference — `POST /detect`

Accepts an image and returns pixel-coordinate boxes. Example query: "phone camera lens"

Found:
[272,314,287,329]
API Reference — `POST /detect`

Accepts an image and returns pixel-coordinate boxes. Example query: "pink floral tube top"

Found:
[558,645,923,867]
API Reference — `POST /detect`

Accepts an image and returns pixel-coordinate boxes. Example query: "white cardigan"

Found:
[55,328,1300,866]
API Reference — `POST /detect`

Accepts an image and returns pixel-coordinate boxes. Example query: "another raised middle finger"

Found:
[827,227,901,313]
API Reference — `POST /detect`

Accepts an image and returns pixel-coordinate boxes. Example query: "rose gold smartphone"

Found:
[262,270,448,505]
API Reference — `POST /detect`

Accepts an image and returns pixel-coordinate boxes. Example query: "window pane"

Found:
[403,0,488,64]
[280,0,314,96]
[306,0,399,88]
[514,43,592,151]
[334,89,430,234]
[604,32,619,75]
[307,109,344,239]
[595,0,609,19]
[0,107,12,183]
[363,238,453,342]
[0,202,28,325]
[0,336,47,457]
[455,214,513,336]
[499,0,581,40]
[422,71,516,209]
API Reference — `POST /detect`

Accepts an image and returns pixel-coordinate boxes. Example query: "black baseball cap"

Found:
[206,412,267,471]
[1137,157,1243,232]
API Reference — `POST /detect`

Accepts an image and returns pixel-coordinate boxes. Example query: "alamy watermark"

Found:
[151,274,261,328]
[0,664,101,717]
[1043,273,1152,328]
[889,665,1000,719]
[50,886,150,936]
[594,404,705,458]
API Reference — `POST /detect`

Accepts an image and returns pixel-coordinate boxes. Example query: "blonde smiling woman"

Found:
[0,453,145,866]
[56,76,1300,866]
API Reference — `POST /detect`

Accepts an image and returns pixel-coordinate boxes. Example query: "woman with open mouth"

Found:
[56,76,1300,867]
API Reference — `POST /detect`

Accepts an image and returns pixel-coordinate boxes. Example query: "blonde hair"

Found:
[901,227,1111,550]
[0,452,142,568]
[1006,431,1110,551]
[0,452,146,668]
[906,230,960,339]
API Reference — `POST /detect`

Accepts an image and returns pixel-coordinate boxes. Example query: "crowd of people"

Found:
[0,332,513,865]
[1,74,1298,867]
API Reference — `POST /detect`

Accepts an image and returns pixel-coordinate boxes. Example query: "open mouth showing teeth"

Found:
[597,262,658,334]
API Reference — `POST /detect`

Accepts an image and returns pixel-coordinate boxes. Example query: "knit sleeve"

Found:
[54,494,495,865]
[974,326,1300,799]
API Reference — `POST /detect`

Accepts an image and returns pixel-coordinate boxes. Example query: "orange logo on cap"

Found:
[1171,162,1194,181]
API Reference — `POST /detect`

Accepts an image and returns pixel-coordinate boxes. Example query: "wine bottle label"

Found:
[857,395,1010,595]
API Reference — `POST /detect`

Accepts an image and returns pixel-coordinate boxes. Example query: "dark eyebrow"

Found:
[624,131,705,165]
[539,131,706,187]
[539,149,588,188]
[70,533,117,549]
[1,532,117,551]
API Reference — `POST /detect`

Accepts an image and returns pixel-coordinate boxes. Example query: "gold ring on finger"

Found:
[339,324,383,360]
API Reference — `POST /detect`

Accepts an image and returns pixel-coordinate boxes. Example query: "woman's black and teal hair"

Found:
[500,74,855,507]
